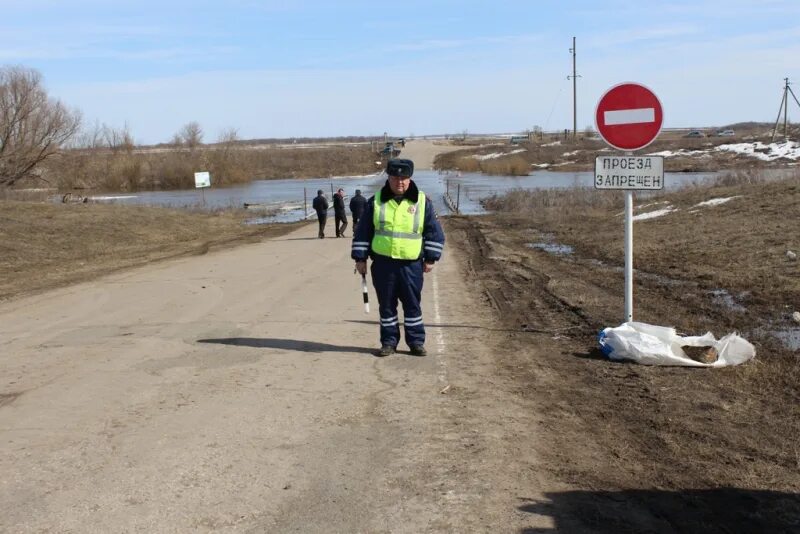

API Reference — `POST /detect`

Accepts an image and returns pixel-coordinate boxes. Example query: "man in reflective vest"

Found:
[352,158,445,357]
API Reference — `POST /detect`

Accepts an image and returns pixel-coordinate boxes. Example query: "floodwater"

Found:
[526,242,574,255]
[79,169,720,223]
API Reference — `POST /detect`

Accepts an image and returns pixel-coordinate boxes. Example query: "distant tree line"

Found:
[0,65,379,190]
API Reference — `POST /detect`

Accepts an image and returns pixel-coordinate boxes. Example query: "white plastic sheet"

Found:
[598,321,756,367]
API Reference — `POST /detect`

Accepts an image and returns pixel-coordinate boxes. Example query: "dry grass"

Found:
[0,200,302,300]
[448,168,800,505]
[435,132,795,174]
[40,145,380,192]
[487,170,800,389]
[484,187,624,214]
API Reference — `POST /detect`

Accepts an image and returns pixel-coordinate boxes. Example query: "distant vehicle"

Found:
[683,130,705,138]
[716,129,736,137]
[510,135,528,145]
[379,143,401,157]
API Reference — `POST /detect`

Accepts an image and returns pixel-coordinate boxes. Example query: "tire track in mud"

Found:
[454,216,596,336]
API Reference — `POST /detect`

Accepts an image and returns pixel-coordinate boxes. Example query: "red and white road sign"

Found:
[595,83,663,151]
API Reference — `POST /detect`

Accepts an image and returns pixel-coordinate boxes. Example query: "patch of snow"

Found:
[542,141,561,147]
[472,149,527,160]
[715,140,800,161]
[693,196,741,208]
[647,149,707,157]
[632,206,675,221]
[89,195,138,200]
[532,163,551,168]
[561,150,582,157]
[637,201,670,210]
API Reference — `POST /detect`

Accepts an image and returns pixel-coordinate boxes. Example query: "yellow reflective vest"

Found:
[371,191,426,260]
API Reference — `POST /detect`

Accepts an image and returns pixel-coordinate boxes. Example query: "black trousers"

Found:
[335,212,348,237]
[316,213,327,238]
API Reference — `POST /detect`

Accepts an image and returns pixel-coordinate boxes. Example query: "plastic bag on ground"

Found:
[597,321,756,367]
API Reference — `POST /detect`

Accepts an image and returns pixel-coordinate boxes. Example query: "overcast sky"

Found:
[2,0,799,144]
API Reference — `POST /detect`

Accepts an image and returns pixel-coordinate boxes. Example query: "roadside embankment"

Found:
[0,201,303,300]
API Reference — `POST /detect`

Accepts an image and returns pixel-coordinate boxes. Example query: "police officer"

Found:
[351,158,445,357]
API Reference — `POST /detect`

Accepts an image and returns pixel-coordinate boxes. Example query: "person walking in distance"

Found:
[333,188,348,237]
[312,189,329,238]
[351,158,445,357]
[349,189,367,231]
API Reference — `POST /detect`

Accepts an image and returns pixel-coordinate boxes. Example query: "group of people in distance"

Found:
[312,187,367,239]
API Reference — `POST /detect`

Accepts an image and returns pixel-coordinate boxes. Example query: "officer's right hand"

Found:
[355,261,367,275]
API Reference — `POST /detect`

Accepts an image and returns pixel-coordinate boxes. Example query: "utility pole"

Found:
[771,78,800,141]
[567,36,581,141]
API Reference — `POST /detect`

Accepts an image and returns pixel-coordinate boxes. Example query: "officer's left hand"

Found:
[423,261,435,273]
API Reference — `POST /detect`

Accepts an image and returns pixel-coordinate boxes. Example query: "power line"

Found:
[567,36,582,140]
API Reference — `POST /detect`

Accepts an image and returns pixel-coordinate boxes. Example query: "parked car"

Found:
[683,130,705,138]
[379,144,401,157]
[716,129,736,137]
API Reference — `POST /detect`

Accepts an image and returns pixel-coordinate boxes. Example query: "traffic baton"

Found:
[361,274,370,313]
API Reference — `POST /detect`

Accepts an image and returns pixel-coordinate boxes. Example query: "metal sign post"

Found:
[594,83,665,323]
[624,186,634,322]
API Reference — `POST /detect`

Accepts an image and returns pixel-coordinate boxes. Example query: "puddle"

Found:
[710,289,747,313]
[753,324,800,351]
[773,327,800,351]
[526,242,574,255]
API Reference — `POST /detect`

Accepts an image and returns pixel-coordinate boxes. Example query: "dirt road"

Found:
[0,223,550,532]
[3,191,798,531]
[398,139,464,170]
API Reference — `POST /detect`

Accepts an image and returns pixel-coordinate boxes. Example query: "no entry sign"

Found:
[595,83,663,151]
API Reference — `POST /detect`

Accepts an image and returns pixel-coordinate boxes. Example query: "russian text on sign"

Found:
[594,156,664,190]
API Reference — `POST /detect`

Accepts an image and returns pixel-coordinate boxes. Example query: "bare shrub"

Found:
[103,122,135,153]
[482,155,530,176]
[204,128,252,186]
[178,121,203,149]
[0,65,81,186]
[484,187,625,224]
[712,169,769,187]
[46,135,379,192]
[455,157,481,172]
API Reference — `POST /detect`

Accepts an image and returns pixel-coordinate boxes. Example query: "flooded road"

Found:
[82,170,720,222]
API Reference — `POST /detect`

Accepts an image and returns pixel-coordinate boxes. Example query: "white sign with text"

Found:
[594,156,664,190]
[194,171,211,188]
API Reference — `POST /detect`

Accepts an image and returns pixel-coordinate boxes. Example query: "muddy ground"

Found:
[442,174,799,531]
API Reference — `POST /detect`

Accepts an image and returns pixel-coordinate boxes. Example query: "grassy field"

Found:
[435,129,799,174]
[0,201,303,300]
